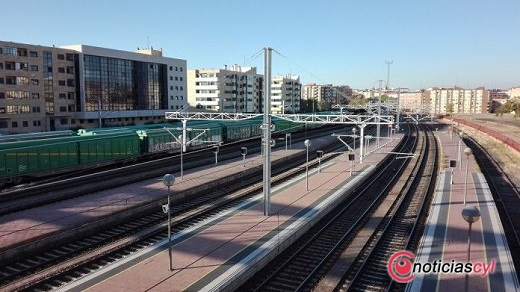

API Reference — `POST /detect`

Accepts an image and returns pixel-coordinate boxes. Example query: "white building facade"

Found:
[271,75,301,114]
[187,65,262,113]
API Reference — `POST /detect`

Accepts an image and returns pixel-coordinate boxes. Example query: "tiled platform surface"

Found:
[59,135,404,292]
[0,135,338,254]
[407,124,519,292]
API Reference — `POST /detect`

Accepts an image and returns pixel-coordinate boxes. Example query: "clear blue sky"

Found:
[3,0,519,90]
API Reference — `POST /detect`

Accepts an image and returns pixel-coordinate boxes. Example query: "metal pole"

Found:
[306,146,309,191]
[464,222,472,292]
[180,138,184,179]
[359,125,365,163]
[167,185,172,271]
[263,47,272,216]
[464,155,469,206]
[377,80,382,147]
[458,138,461,168]
[396,88,400,132]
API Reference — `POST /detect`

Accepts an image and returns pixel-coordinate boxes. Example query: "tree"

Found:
[446,103,454,116]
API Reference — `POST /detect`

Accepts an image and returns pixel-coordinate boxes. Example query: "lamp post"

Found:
[179,135,184,179]
[462,206,481,292]
[352,127,357,151]
[241,147,247,167]
[463,147,472,206]
[316,150,323,173]
[458,131,465,170]
[304,139,311,190]
[162,174,175,271]
[213,146,219,164]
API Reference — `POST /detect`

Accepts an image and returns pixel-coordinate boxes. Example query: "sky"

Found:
[2,0,519,90]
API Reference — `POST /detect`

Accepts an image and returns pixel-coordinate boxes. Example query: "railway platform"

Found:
[407,124,520,291]
[0,134,335,254]
[55,134,404,291]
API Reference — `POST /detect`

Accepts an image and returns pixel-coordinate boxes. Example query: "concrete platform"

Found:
[0,135,337,254]
[57,134,404,292]
[407,124,520,292]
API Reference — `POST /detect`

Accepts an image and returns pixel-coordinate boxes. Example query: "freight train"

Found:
[0,117,310,185]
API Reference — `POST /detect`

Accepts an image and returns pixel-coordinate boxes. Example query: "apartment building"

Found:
[0,41,187,134]
[187,65,262,113]
[425,87,489,115]
[301,83,352,108]
[0,41,78,133]
[271,75,301,114]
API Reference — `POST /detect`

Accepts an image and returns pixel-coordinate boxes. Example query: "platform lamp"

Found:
[463,147,472,206]
[462,206,481,292]
[352,127,357,150]
[304,139,311,190]
[162,173,175,271]
[241,147,247,167]
[458,131,465,170]
[213,146,219,164]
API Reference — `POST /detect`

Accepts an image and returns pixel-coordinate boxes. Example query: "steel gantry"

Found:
[164,47,395,217]
[164,110,394,216]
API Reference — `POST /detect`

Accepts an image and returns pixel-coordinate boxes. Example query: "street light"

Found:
[179,135,184,179]
[241,147,247,167]
[162,173,175,271]
[352,127,357,151]
[463,147,472,206]
[316,150,323,173]
[462,206,481,292]
[213,146,219,164]
[458,131,465,170]
[304,139,311,190]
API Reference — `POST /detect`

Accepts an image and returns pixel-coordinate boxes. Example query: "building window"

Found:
[60,118,68,124]
[169,66,173,70]
[31,78,39,85]
[0,78,3,84]
[67,92,75,99]
[66,66,74,74]
[12,121,18,128]
[30,51,38,57]
[66,53,74,61]
[30,65,38,71]
[17,48,28,57]
[58,80,66,86]
[58,67,65,73]
[6,76,16,85]
[170,76,173,81]
[22,121,28,127]
[4,47,16,56]
[67,79,74,87]
[59,93,66,99]
[32,93,40,99]
[59,106,67,112]
[57,54,65,60]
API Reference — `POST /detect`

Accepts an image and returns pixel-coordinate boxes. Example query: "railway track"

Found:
[238,123,424,291]
[463,134,520,275]
[338,123,437,291]
[0,128,358,291]
[0,125,345,216]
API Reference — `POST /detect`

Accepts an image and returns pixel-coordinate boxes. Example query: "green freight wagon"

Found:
[0,139,80,180]
[78,133,141,164]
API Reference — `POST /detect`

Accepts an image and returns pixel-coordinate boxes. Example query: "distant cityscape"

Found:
[1,40,519,134]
